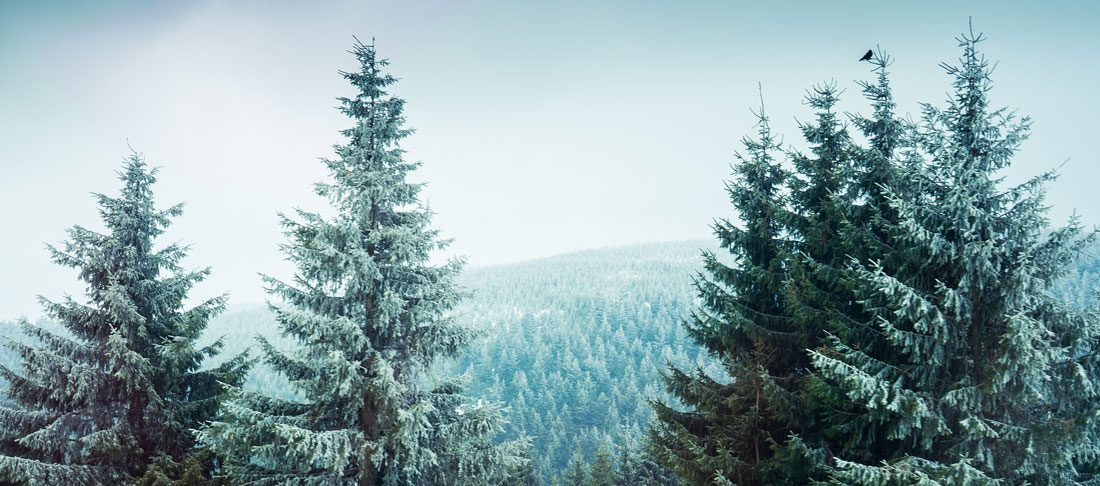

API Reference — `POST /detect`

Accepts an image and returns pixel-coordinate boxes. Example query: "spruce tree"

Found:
[511,437,540,486]
[775,83,875,482]
[649,101,818,484]
[563,448,588,486]
[810,26,1100,484]
[785,83,856,262]
[0,153,249,484]
[197,39,526,485]
[617,425,677,486]
[588,440,615,486]
[849,51,905,207]
[801,50,924,469]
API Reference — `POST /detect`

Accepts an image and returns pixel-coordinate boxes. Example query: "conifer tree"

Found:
[786,83,856,262]
[649,101,817,484]
[563,448,588,486]
[197,39,526,485]
[801,50,923,468]
[849,51,906,207]
[616,425,676,485]
[588,441,615,486]
[837,50,913,296]
[511,437,540,486]
[810,26,1100,484]
[774,83,873,482]
[0,153,249,484]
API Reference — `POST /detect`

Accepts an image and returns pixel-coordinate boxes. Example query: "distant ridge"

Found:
[199,240,714,313]
[464,238,713,272]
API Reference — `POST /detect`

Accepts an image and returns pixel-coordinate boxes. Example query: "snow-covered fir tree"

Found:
[801,51,926,472]
[811,26,1100,484]
[848,51,906,210]
[197,40,527,485]
[649,102,824,484]
[772,83,866,483]
[509,436,539,486]
[0,153,249,484]
[785,83,856,263]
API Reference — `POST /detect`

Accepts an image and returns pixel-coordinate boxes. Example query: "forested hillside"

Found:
[450,241,721,481]
[1059,245,1100,308]
[0,240,714,482]
[197,240,718,481]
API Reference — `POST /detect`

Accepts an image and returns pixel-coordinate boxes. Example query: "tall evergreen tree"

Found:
[810,26,1100,484]
[649,100,816,484]
[0,154,249,484]
[802,50,923,469]
[849,51,905,206]
[776,83,875,482]
[197,39,526,485]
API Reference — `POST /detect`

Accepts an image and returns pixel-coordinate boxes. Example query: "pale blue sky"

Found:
[1,0,1098,318]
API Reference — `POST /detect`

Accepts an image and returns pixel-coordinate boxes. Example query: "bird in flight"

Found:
[859,49,873,62]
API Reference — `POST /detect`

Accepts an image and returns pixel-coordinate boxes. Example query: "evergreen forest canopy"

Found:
[2,25,1100,486]
[2,240,714,483]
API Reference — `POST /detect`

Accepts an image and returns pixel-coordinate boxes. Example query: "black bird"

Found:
[859,49,873,62]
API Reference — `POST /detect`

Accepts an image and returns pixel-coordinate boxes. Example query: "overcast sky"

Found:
[1,0,1098,319]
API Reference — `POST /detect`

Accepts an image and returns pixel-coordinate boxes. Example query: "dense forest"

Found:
[3,24,1100,486]
[3,236,1099,483]
[3,240,1097,482]
[1,240,713,482]
[448,241,717,482]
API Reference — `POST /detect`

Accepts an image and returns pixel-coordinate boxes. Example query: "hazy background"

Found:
[1,0,1097,319]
